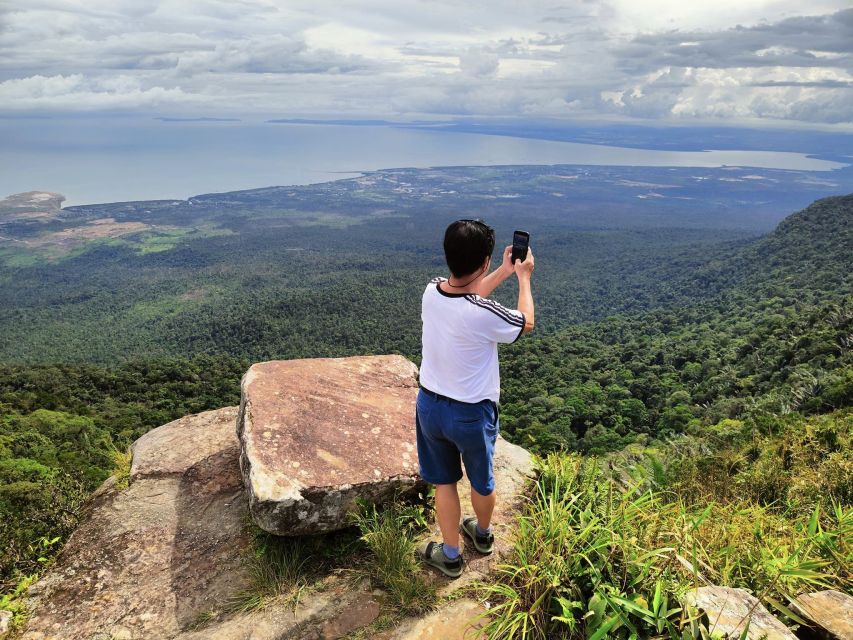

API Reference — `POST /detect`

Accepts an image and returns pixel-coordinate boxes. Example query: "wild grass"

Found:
[479,455,689,640]
[108,445,132,491]
[224,523,362,615]
[480,431,851,640]
[659,411,852,513]
[350,498,437,616]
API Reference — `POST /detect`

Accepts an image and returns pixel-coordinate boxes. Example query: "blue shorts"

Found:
[415,387,499,496]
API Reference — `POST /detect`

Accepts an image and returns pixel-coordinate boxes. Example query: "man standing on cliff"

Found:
[416,219,535,578]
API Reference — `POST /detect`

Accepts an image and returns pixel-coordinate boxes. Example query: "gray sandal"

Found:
[460,516,494,554]
[418,541,464,578]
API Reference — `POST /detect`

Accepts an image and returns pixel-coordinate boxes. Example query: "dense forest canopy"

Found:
[0,174,850,589]
[6,163,853,365]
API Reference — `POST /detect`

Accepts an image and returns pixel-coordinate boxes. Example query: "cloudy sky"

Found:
[1,0,852,126]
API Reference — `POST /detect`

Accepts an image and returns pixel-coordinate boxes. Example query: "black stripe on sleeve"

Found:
[512,313,526,342]
[473,296,522,317]
[469,296,525,325]
[471,299,524,326]
[465,296,524,326]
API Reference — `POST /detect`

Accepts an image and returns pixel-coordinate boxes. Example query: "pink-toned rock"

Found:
[237,355,427,535]
[131,407,240,479]
[377,599,486,640]
[22,407,251,640]
[793,590,853,640]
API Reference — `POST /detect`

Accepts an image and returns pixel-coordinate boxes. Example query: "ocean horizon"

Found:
[2,117,848,207]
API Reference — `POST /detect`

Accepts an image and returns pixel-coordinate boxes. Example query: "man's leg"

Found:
[470,486,495,531]
[435,482,461,549]
[456,399,499,552]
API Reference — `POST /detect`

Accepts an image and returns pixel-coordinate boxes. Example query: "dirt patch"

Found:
[37,218,150,247]
[180,287,208,302]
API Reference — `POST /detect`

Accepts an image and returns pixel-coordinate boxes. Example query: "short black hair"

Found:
[443,219,495,278]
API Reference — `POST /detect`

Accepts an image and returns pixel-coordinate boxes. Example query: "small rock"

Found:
[792,590,853,640]
[375,599,486,639]
[319,592,381,639]
[108,627,132,640]
[0,610,13,635]
[684,586,797,640]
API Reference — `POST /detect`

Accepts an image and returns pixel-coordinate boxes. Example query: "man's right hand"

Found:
[514,247,534,279]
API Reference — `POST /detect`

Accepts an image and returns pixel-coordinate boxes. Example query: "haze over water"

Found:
[2,117,847,208]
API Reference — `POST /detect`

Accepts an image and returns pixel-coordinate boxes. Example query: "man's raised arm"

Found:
[477,245,514,298]
[515,248,535,333]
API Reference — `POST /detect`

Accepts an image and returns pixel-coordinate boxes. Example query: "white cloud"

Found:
[0,0,851,125]
[0,73,196,109]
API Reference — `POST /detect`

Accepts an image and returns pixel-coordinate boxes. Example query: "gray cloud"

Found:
[0,1,851,126]
[618,8,853,73]
[458,47,500,77]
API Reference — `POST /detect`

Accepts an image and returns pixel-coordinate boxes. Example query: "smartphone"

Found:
[511,230,530,264]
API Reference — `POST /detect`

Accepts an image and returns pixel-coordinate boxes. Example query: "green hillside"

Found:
[1,195,851,631]
[499,195,852,452]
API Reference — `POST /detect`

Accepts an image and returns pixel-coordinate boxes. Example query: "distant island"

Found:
[154,116,242,122]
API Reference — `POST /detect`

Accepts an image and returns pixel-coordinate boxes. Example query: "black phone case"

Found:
[512,235,529,264]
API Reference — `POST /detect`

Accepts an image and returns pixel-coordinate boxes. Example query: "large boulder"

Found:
[21,408,251,639]
[237,355,426,536]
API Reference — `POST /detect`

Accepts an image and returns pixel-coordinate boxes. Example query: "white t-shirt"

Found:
[419,276,525,403]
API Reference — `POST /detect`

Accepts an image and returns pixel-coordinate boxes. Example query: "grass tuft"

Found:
[109,445,132,491]
[224,523,362,615]
[350,499,437,616]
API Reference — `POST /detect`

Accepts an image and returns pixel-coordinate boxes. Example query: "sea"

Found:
[0,116,847,207]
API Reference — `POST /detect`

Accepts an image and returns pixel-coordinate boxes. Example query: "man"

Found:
[416,218,535,578]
